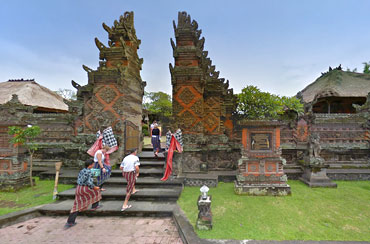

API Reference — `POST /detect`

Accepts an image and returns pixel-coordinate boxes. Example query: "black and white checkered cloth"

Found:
[166,130,172,151]
[165,129,183,151]
[96,127,118,147]
[174,129,183,147]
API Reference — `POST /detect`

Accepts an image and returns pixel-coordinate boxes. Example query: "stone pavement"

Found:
[0,216,183,244]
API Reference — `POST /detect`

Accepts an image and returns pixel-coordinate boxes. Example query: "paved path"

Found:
[0,216,183,244]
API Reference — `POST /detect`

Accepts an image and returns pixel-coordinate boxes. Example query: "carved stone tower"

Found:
[170,12,238,174]
[73,12,145,158]
[170,12,234,135]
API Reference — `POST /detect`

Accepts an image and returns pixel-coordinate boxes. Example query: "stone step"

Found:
[58,186,182,202]
[55,175,183,188]
[38,200,176,217]
[37,167,165,180]
[327,168,370,174]
[116,160,165,168]
[325,160,369,164]
[110,168,163,177]
[138,151,165,160]
[329,163,370,169]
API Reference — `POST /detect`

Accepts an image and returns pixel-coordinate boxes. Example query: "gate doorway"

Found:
[123,120,141,154]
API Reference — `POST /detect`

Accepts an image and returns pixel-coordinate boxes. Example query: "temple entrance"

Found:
[123,120,140,154]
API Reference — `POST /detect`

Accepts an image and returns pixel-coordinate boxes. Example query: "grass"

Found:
[177,180,370,241]
[143,136,166,147]
[0,177,74,216]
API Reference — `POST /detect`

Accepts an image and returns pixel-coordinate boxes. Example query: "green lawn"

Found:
[0,177,74,216]
[178,180,370,241]
[143,136,166,147]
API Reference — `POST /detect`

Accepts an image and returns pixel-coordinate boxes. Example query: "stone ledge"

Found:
[0,205,43,229]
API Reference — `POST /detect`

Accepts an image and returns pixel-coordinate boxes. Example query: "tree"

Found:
[236,85,303,120]
[55,88,77,100]
[143,91,172,118]
[8,125,41,188]
[363,62,370,74]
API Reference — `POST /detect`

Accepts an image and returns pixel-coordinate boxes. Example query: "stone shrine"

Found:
[234,120,291,196]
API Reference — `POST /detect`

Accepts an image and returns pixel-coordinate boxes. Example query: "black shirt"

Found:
[152,128,160,136]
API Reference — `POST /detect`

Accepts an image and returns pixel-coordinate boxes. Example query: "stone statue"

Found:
[308,134,321,158]
[306,133,325,167]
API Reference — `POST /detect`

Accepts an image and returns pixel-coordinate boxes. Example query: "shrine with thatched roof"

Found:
[297,67,370,113]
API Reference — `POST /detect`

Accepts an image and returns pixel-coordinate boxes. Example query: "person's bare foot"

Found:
[132,190,139,194]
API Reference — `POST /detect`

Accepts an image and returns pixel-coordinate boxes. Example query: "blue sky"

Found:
[1,0,369,96]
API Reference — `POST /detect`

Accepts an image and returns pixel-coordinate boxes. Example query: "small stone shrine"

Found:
[299,134,337,187]
[196,185,212,230]
[235,120,291,196]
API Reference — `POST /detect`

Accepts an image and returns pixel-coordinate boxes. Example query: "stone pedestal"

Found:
[196,195,212,230]
[300,167,337,188]
[234,157,291,196]
[299,155,337,188]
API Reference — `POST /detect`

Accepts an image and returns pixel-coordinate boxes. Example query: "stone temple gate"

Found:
[0,11,369,190]
[0,12,145,189]
[71,11,145,161]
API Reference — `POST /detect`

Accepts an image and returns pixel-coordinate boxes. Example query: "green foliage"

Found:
[8,125,41,152]
[142,123,149,136]
[178,180,370,241]
[8,125,41,187]
[363,62,370,74]
[143,91,172,118]
[0,177,73,216]
[236,85,303,119]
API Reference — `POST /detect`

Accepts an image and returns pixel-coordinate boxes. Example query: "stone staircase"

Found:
[36,147,184,217]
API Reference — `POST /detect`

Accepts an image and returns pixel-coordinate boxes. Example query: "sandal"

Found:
[64,222,77,229]
[120,205,132,211]
[132,190,139,195]
[91,205,103,211]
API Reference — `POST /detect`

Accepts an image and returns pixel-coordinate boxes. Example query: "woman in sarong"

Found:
[64,159,102,229]
[93,145,112,191]
[151,124,161,157]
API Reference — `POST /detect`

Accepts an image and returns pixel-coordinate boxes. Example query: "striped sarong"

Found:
[122,171,136,195]
[71,185,102,213]
[151,135,161,151]
[93,162,112,186]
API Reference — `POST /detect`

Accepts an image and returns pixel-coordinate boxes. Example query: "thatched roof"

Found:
[297,70,370,104]
[0,80,68,112]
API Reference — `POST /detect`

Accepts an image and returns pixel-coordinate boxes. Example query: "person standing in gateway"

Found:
[120,148,140,211]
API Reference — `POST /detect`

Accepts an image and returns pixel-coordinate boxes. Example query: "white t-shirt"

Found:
[120,154,140,172]
[94,150,105,163]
